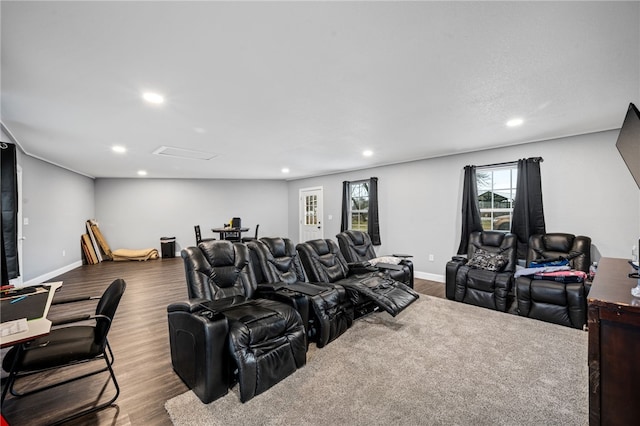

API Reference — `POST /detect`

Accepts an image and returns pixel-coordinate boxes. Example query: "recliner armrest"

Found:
[348,261,372,268]
[167,298,211,314]
[347,262,378,275]
[445,257,468,300]
[167,298,209,313]
[375,262,405,271]
[198,296,250,314]
[494,271,515,290]
[168,296,253,316]
[257,282,289,292]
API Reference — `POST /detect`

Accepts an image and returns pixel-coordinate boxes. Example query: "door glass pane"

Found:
[305,195,317,225]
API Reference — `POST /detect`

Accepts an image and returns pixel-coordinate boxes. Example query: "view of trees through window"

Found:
[350,181,369,231]
[477,166,517,231]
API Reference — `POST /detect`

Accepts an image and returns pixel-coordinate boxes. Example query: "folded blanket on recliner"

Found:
[514,265,570,277]
[112,248,159,261]
[533,270,587,283]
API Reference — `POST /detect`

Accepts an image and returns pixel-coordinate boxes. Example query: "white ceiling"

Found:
[1,1,639,180]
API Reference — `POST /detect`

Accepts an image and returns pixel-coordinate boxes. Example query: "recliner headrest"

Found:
[262,237,287,258]
[199,240,235,267]
[480,231,507,248]
[542,234,574,253]
[308,239,331,256]
[259,238,295,273]
[347,230,366,245]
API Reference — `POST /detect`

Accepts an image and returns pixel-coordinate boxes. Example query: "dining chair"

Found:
[241,224,260,243]
[194,225,216,245]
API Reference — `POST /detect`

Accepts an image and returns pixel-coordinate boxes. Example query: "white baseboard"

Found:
[415,271,444,283]
[21,260,84,287]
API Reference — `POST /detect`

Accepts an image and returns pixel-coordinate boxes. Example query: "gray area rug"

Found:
[165,295,588,425]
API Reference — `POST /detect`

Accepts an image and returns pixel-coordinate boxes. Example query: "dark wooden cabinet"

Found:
[587,257,640,426]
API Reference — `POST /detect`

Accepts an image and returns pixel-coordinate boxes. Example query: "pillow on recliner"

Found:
[467,248,508,272]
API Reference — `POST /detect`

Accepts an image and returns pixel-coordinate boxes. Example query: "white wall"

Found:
[16,151,95,282]
[287,130,640,281]
[94,178,289,254]
[7,129,638,284]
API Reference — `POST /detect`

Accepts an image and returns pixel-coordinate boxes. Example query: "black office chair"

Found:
[1,278,126,425]
[241,224,260,243]
[194,225,215,245]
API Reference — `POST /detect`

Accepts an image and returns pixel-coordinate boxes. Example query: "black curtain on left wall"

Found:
[456,165,483,255]
[1,142,19,284]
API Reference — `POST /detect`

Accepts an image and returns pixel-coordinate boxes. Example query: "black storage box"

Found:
[160,237,176,258]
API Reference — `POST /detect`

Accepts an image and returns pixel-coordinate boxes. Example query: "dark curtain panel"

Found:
[340,181,349,232]
[368,177,381,245]
[456,165,483,255]
[1,142,19,283]
[511,157,546,259]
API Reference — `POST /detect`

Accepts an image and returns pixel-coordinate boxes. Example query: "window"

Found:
[477,165,517,231]
[349,181,369,231]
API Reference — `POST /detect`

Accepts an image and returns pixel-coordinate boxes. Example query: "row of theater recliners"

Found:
[445,231,592,329]
[167,231,419,404]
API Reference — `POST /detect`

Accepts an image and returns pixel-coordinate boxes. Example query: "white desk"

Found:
[0,282,62,348]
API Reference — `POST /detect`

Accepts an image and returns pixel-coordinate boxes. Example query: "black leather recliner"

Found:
[445,231,517,312]
[248,237,353,348]
[167,240,306,403]
[296,239,419,319]
[336,230,414,287]
[515,233,591,329]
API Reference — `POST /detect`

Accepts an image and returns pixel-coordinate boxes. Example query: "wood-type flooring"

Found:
[0,258,444,425]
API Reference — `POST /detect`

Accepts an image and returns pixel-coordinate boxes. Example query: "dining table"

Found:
[211,227,250,241]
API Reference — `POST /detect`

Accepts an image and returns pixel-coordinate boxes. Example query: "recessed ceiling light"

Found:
[281,167,290,174]
[363,150,373,157]
[137,170,148,176]
[142,92,164,104]
[506,118,524,127]
[112,145,126,154]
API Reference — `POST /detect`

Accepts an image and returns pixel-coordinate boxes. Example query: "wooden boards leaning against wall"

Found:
[81,219,113,265]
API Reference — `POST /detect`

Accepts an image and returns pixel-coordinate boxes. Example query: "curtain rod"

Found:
[474,157,543,169]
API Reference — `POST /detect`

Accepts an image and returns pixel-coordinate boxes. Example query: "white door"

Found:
[299,187,323,242]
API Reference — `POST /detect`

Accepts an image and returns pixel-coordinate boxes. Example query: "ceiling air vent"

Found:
[152,146,217,161]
